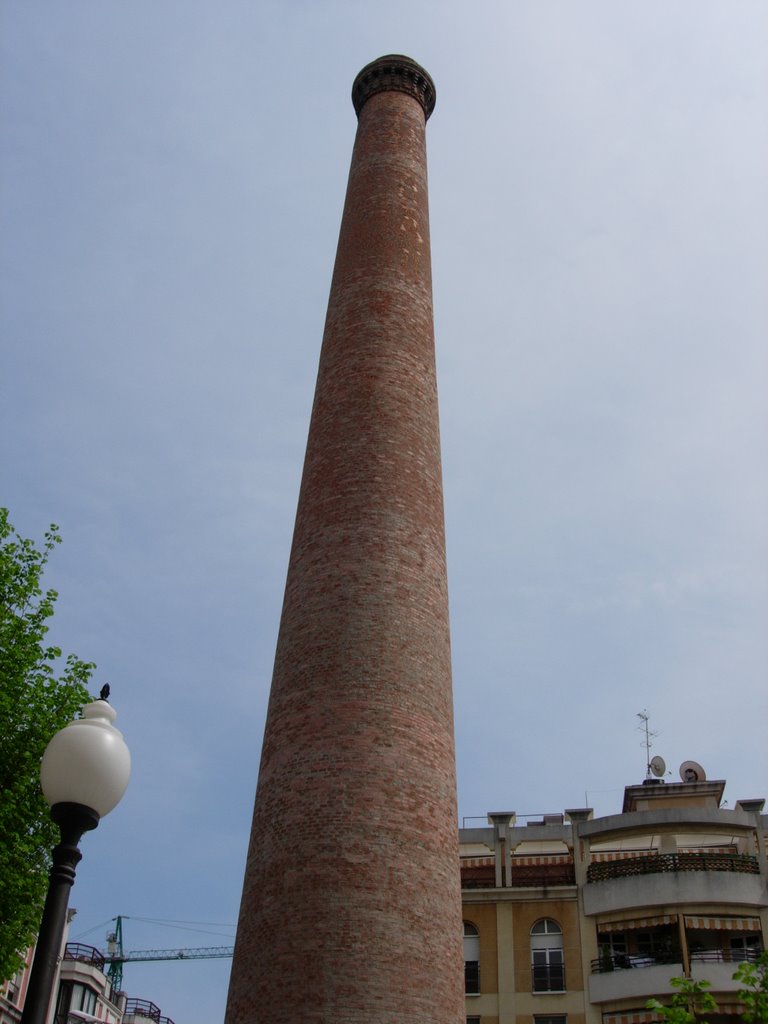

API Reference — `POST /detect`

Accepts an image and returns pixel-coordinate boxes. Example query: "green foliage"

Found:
[733,951,768,1024]
[647,976,718,1024]
[0,509,93,983]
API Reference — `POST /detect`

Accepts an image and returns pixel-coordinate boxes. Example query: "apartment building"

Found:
[0,940,175,1024]
[461,772,767,1024]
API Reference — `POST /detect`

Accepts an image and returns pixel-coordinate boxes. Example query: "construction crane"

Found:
[105,916,234,991]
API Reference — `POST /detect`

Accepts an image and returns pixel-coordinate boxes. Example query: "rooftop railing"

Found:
[122,999,175,1024]
[62,944,106,971]
[462,862,576,889]
[123,998,169,1023]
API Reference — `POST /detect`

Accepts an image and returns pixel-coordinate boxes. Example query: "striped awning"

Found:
[606,1002,745,1024]
[604,1010,657,1024]
[684,915,762,931]
[598,914,678,933]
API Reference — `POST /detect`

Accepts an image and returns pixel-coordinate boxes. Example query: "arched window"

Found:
[531,919,564,992]
[464,921,480,994]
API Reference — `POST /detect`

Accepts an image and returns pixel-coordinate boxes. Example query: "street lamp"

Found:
[21,689,131,1024]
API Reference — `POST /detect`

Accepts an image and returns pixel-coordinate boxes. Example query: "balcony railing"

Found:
[691,946,764,964]
[462,862,576,889]
[122,998,177,1024]
[465,961,480,994]
[587,853,759,883]
[591,951,681,974]
[63,944,106,971]
[532,963,565,992]
[592,944,764,974]
[122,998,176,1024]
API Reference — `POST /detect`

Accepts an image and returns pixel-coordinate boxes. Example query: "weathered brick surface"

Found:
[226,57,464,1024]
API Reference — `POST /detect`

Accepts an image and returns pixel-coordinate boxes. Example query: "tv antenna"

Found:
[637,710,661,779]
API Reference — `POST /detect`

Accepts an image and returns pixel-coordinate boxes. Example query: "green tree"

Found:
[733,951,768,1024]
[0,509,94,982]
[647,976,719,1024]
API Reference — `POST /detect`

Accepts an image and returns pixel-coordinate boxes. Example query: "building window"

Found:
[535,1016,567,1024]
[70,983,97,1015]
[467,1018,481,1024]
[597,931,629,970]
[55,981,98,1024]
[4,967,23,1005]
[637,929,673,960]
[531,918,565,992]
[464,921,480,994]
[731,935,761,962]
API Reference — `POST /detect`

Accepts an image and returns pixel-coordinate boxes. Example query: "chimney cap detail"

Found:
[352,54,436,121]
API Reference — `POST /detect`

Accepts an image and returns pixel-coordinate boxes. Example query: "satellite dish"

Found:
[680,760,706,783]
[650,755,666,778]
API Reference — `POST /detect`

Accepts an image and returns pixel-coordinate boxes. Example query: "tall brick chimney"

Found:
[225,55,464,1024]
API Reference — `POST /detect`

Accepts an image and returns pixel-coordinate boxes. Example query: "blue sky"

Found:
[2,3,767,1022]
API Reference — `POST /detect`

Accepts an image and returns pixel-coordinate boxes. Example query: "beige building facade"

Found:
[461,776,767,1024]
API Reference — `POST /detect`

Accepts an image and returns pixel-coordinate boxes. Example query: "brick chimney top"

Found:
[352,54,436,120]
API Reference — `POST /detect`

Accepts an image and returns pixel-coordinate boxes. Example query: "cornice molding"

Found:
[352,55,436,120]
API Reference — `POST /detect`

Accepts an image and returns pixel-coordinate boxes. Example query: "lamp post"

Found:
[21,690,131,1024]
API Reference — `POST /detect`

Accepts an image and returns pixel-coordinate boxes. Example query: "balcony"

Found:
[587,853,759,883]
[62,944,106,971]
[583,854,764,917]
[589,954,682,1003]
[123,998,176,1024]
[59,944,120,1008]
[689,948,764,994]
